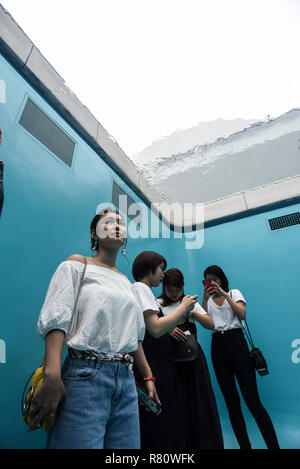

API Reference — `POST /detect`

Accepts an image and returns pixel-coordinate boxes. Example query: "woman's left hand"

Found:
[211,281,226,296]
[144,380,162,415]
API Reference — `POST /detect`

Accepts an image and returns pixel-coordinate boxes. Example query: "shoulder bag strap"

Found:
[229,290,255,349]
[66,256,87,341]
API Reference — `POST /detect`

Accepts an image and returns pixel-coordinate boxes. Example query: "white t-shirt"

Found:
[157,298,207,322]
[131,282,161,314]
[37,261,145,353]
[207,289,246,332]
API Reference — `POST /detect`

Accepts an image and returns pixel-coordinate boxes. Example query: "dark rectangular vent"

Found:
[112,181,140,226]
[19,98,75,167]
[268,212,300,231]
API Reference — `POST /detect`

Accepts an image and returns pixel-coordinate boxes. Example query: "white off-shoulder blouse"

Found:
[37,261,145,353]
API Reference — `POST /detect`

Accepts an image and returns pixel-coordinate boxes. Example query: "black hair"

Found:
[203,265,229,292]
[132,251,167,281]
[158,268,185,307]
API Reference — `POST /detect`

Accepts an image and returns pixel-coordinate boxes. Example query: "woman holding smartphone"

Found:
[202,265,279,449]
[158,268,224,449]
[132,252,198,449]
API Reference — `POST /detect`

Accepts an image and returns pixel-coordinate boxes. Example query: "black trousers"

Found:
[211,328,279,449]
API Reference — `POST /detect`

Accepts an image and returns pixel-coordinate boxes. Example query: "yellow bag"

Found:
[21,358,49,429]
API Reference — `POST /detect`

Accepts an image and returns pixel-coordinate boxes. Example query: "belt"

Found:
[68,348,134,370]
[213,327,243,336]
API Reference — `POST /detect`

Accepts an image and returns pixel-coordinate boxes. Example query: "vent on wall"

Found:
[268,212,300,231]
[19,98,75,167]
[112,180,140,226]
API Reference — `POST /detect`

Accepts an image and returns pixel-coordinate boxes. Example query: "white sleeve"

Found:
[193,301,207,315]
[231,289,246,304]
[131,282,159,314]
[37,262,80,339]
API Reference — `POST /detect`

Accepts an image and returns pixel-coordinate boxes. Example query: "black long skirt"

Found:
[174,343,224,449]
[134,329,184,450]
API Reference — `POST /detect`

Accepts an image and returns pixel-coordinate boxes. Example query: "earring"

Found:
[91,238,98,251]
[122,239,127,256]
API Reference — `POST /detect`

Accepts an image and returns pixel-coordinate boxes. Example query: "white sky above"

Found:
[3,0,300,156]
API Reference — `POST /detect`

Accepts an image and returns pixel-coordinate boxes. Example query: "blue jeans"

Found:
[46,356,140,449]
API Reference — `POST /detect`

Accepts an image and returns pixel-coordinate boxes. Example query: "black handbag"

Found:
[170,320,199,362]
[229,292,269,376]
[241,320,269,376]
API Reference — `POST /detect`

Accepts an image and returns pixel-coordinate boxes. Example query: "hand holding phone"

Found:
[136,383,161,415]
[202,280,215,295]
[181,295,198,313]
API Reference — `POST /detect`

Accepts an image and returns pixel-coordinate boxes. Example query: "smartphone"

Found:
[202,279,215,295]
[136,383,161,415]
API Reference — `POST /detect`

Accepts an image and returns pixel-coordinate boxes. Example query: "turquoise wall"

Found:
[0,53,299,449]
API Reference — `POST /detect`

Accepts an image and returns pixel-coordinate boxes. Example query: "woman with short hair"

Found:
[132,251,197,449]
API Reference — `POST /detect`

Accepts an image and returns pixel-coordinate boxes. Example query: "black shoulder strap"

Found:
[229,290,255,348]
[158,306,164,318]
